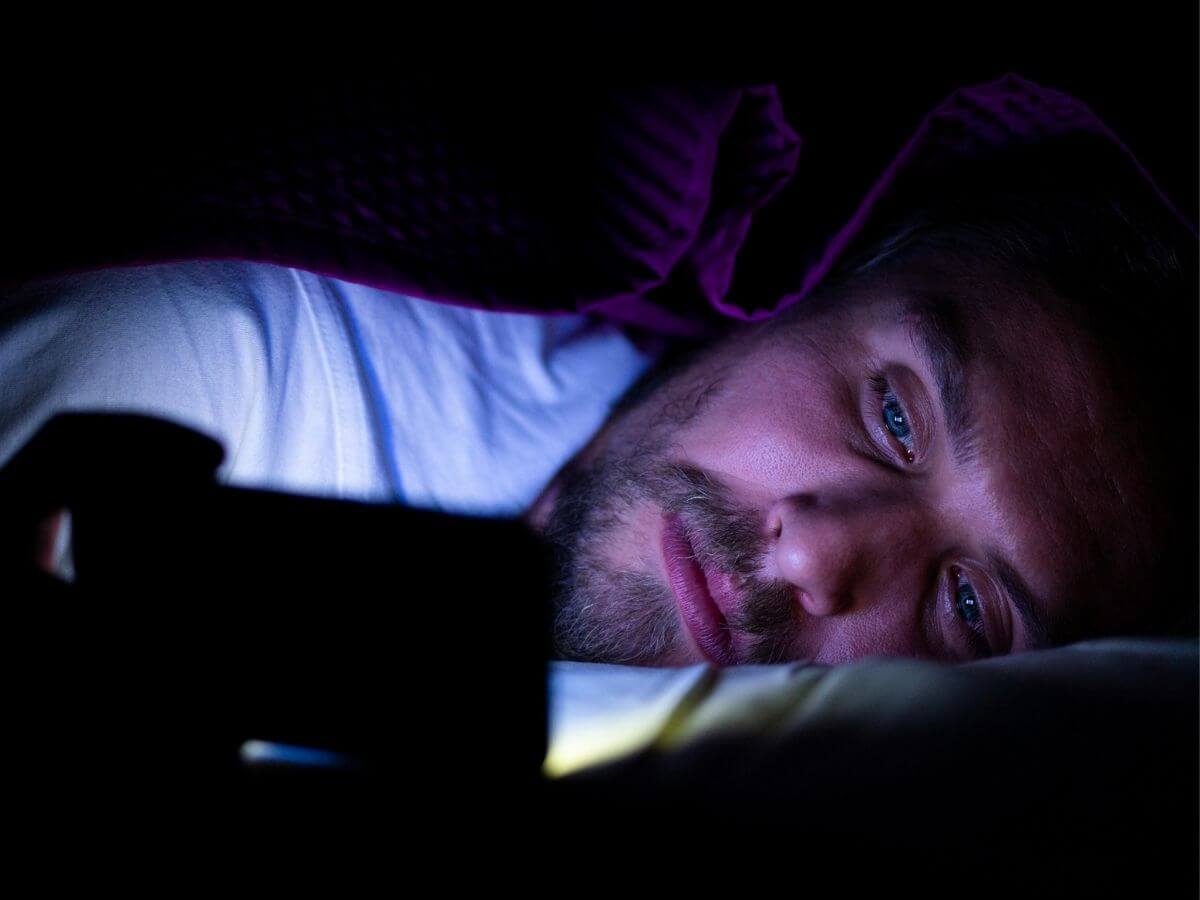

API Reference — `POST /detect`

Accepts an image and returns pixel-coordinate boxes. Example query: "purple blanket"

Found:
[5,75,1190,336]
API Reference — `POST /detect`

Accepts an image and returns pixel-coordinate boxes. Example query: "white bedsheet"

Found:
[0,261,657,513]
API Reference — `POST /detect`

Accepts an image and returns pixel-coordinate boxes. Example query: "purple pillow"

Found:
[4,76,1188,337]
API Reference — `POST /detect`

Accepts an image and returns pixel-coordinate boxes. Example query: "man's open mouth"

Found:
[661,514,736,666]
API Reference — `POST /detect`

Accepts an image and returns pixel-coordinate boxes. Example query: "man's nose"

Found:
[766,491,928,618]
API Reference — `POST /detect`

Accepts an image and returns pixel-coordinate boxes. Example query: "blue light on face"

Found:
[239,740,359,769]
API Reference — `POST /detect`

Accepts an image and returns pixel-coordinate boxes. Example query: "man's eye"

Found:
[950,567,991,658]
[870,374,915,463]
[882,396,911,441]
[955,576,983,627]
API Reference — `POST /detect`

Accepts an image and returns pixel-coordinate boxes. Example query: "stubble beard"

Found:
[545,446,799,667]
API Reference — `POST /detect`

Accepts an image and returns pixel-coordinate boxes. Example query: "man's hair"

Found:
[826,147,1199,637]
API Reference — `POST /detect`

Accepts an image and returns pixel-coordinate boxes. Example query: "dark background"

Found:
[5,1,1195,225]
[591,1,1199,224]
[2,4,1194,879]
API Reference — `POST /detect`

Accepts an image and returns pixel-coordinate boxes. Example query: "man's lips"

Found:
[661,514,736,666]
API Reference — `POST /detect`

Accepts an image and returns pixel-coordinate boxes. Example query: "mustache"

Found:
[646,464,763,578]
[644,464,799,660]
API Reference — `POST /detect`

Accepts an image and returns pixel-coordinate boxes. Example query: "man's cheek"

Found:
[809,612,925,665]
[672,392,849,493]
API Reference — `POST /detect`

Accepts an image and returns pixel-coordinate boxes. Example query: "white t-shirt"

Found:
[0,260,657,515]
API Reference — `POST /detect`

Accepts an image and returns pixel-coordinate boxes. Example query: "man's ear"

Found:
[523,402,625,533]
[523,474,563,534]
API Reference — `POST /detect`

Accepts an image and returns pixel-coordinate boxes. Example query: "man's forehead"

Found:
[831,259,1148,644]
[955,286,1153,643]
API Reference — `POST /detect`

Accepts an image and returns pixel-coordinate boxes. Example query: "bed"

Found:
[1,73,1194,887]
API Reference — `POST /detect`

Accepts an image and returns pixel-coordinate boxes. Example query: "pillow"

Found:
[549,637,1196,777]
[548,637,1197,857]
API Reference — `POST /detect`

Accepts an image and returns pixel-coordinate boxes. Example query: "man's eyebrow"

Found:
[987,550,1055,650]
[903,294,978,466]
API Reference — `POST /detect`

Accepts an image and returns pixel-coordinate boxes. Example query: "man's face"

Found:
[537,258,1157,666]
